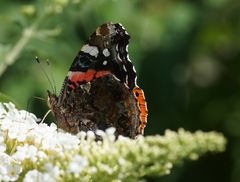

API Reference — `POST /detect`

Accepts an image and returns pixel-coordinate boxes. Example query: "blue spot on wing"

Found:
[70,52,97,72]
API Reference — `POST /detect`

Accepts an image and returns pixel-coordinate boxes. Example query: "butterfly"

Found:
[48,22,148,138]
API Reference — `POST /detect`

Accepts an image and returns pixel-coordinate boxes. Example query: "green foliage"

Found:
[0,92,19,107]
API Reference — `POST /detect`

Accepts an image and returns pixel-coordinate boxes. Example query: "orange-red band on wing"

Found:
[68,70,112,89]
[95,70,111,78]
[85,69,97,82]
[70,72,85,83]
[133,86,148,135]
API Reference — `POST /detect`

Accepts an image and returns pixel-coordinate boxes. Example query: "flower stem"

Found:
[0,14,44,76]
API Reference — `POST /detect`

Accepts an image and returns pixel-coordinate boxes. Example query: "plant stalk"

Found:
[0,14,45,76]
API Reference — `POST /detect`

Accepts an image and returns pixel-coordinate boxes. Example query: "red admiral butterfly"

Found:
[48,23,148,138]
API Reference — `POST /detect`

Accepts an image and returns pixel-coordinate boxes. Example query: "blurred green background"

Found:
[0,0,239,181]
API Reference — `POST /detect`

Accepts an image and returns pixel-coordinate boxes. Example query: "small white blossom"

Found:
[105,127,116,142]
[0,103,7,119]
[86,131,95,141]
[23,170,44,182]
[0,152,22,181]
[67,155,88,175]
[23,170,56,182]
[98,163,114,174]
[5,162,22,181]
[13,144,41,162]
[0,135,6,152]
[77,131,87,141]
[43,163,61,178]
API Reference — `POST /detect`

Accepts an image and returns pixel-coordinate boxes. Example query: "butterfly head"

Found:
[47,90,58,111]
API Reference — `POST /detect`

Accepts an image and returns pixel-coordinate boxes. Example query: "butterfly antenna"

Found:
[46,59,57,94]
[25,96,46,119]
[35,56,55,94]
[40,109,51,124]
[25,97,32,119]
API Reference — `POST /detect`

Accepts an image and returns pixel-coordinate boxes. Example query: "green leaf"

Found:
[0,92,20,108]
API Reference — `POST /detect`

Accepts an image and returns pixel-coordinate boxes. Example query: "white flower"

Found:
[96,129,105,138]
[0,135,6,152]
[86,131,95,141]
[23,169,57,182]
[67,155,88,175]
[0,103,7,119]
[41,173,57,182]
[0,152,22,181]
[0,103,39,142]
[0,153,12,175]
[23,170,44,182]
[43,163,61,178]
[77,131,86,140]
[55,132,80,150]
[97,163,113,175]
[0,102,227,181]
[28,123,79,152]
[106,127,116,137]
[13,144,45,162]
[5,162,22,181]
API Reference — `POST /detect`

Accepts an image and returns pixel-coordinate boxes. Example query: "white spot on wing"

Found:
[126,54,132,63]
[118,23,126,30]
[81,44,99,58]
[103,60,108,65]
[126,75,129,85]
[67,71,83,79]
[123,65,127,72]
[126,45,129,52]
[134,76,137,85]
[132,65,136,73]
[103,48,110,57]
[112,75,120,82]
[67,71,72,77]
[117,53,122,62]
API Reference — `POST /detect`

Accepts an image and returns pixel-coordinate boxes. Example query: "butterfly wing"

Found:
[51,22,148,135]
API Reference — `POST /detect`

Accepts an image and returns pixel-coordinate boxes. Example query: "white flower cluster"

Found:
[0,103,80,181]
[0,102,226,182]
